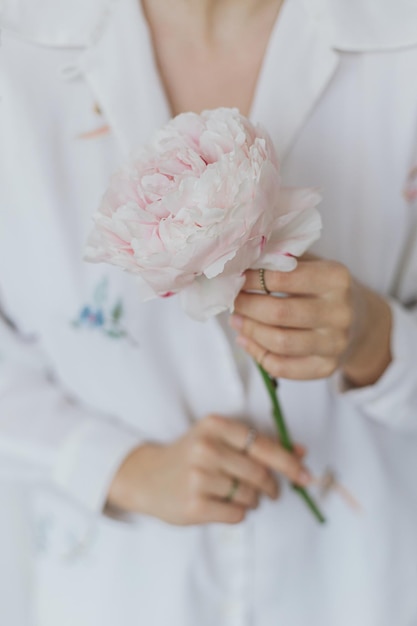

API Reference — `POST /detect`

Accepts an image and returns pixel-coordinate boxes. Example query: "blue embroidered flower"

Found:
[72,277,137,344]
[78,306,105,328]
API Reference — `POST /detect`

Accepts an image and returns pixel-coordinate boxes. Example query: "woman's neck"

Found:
[140,0,284,117]
[142,0,283,43]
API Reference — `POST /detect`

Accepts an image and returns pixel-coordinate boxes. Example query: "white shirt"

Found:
[1,1,417,625]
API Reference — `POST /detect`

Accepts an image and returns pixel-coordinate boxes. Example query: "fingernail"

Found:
[235,335,248,348]
[298,469,312,486]
[294,443,307,458]
[229,315,243,330]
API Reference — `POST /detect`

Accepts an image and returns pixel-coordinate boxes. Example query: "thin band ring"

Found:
[243,427,258,454]
[259,268,271,294]
[259,349,270,369]
[225,477,240,502]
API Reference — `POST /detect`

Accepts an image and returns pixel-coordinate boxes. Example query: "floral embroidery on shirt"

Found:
[72,277,137,344]
[76,101,111,140]
[34,515,97,563]
[316,467,362,513]
[62,526,97,563]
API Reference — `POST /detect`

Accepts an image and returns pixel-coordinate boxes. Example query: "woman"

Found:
[1,0,417,624]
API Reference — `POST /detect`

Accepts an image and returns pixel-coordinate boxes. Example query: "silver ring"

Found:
[259,268,271,294]
[225,477,240,502]
[243,427,258,454]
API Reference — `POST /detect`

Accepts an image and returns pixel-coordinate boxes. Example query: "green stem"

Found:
[256,363,326,524]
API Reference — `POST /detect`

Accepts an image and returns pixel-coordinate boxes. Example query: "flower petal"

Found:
[180,273,245,321]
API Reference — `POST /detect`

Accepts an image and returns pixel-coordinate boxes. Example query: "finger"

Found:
[244,260,351,295]
[234,292,336,329]
[201,471,265,508]
[218,441,309,491]
[192,498,246,525]
[230,316,347,357]
[189,427,275,498]
[248,434,313,485]
[217,446,279,498]
[229,480,262,508]
[199,414,257,452]
[236,334,338,380]
[199,416,309,487]
[293,443,307,458]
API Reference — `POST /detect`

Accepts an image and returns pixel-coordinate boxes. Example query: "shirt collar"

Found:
[76,0,340,159]
[304,0,417,52]
[0,0,107,47]
[2,0,417,51]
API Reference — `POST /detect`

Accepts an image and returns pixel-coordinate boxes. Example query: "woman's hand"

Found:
[107,414,311,525]
[231,257,392,387]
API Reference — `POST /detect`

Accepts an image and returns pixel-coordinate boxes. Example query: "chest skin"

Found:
[140,0,284,117]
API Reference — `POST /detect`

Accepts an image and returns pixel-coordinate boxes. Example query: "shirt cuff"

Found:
[332,298,417,431]
[51,415,143,515]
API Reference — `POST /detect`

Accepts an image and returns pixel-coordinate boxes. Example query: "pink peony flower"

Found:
[85,108,322,321]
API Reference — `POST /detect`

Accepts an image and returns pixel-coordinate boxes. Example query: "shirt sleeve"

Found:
[0,307,144,515]
[333,168,417,432]
[334,300,417,431]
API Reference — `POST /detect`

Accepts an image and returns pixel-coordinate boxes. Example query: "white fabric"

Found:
[0,484,34,626]
[0,1,417,625]
[0,0,105,46]
[3,0,417,50]
[302,0,417,51]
